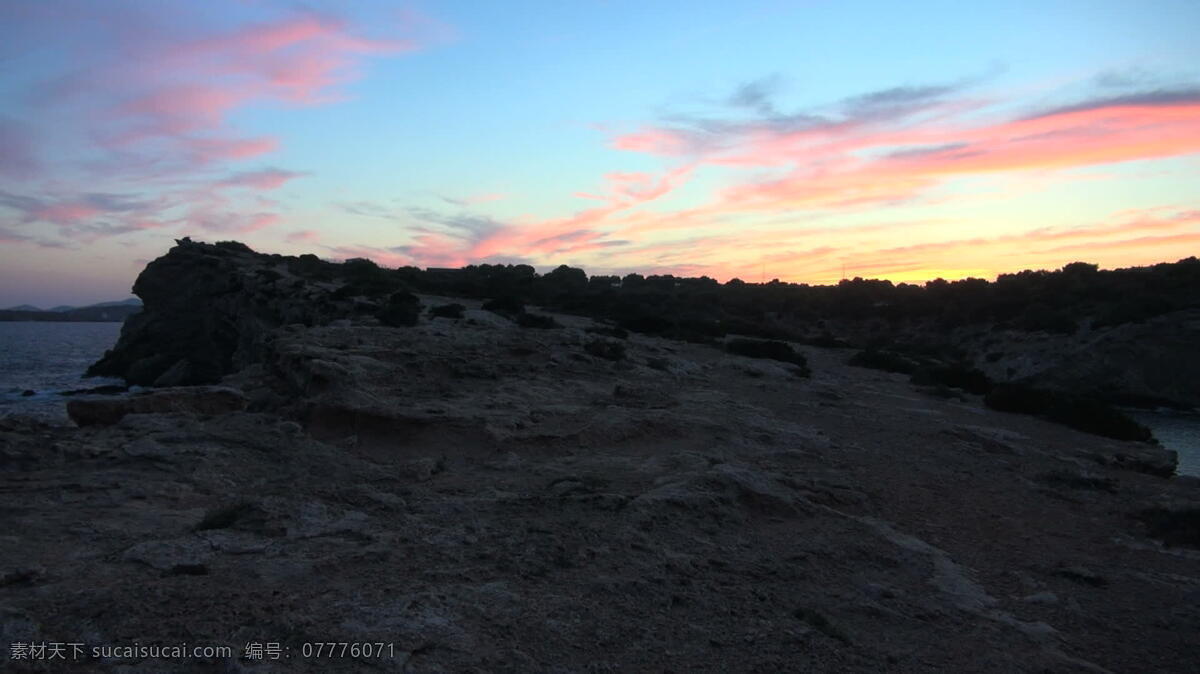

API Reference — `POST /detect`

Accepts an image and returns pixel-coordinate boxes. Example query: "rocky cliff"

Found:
[3,241,1199,672]
[87,239,415,386]
[969,310,1200,409]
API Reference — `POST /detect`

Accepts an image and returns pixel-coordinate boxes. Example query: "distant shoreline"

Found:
[0,309,138,323]
[0,315,130,323]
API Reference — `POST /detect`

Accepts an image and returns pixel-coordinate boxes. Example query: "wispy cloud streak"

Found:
[0,2,430,247]
[381,77,1200,277]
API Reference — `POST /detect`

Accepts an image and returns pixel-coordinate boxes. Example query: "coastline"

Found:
[1127,408,1200,478]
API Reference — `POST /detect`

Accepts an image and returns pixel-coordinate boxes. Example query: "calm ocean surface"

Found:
[0,321,124,422]
[1126,410,1200,478]
[1,321,1198,476]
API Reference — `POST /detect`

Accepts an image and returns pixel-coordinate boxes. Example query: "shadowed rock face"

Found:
[86,240,411,386]
[1007,309,1200,409]
[835,311,1200,410]
[66,386,247,426]
[3,293,1196,672]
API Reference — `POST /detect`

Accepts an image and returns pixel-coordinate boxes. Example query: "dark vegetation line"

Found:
[306,252,1200,343]
[408,258,1199,339]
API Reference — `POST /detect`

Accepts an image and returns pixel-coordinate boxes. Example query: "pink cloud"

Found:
[120,11,416,125]
[32,202,102,225]
[1044,230,1200,254]
[794,208,1200,282]
[1022,209,1200,242]
[465,165,693,260]
[599,90,1200,238]
[610,128,691,155]
[0,5,436,249]
[286,229,320,243]
[166,136,280,164]
[218,168,307,190]
[389,80,1200,276]
[176,200,286,236]
[117,85,245,136]
[126,220,166,231]
[238,212,282,233]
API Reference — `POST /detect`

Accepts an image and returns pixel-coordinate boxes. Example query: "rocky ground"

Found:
[2,291,1199,673]
[941,310,1200,410]
[813,308,1200,412]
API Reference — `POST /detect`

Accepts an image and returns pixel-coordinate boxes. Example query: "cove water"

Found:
[0,321,124,422]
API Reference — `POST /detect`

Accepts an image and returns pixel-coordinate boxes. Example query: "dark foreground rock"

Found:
[3,290,1198,673]
[66,386,247,426]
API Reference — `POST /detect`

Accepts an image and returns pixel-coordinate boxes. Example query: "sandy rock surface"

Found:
[2,298,1199,672]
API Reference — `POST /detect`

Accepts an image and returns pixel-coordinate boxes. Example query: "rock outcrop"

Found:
[832,311,1200,410]
[66,386,247,426]
[87,239,417,386]
[976,309,1200,409]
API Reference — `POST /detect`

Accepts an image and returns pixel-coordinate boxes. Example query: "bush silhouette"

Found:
[1019,304,1078,334]
[584,339,626,361]
[1136,507,1200,548]
[336,258,404,299]
[517,312,560,329]
[984,384,1153,441]
[910,363,992,395]
[726,338,805,365]
[376,291,421,327]
[617,313,672,335]
[429,303,465,319]
[586,325,629,339]
[803,333,852,348]
[848,349,919,374]
[288,253,336,281]
[543,265,589,296]
[646,356,670,371]
[483,296,525,317]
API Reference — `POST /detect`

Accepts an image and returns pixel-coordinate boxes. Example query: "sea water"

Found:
[0,321,124,422]
[1127,409,1200,478]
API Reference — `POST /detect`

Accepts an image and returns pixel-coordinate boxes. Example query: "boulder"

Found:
[123,538,213,575]
[86,239,419,386]
[66,386,247,426]
[975,309,1200,409]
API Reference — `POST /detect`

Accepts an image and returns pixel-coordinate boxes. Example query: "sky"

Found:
[1,0,1199,307]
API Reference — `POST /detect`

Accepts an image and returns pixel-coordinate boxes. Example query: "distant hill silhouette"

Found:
[0,298,142,322]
